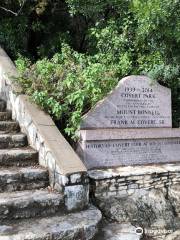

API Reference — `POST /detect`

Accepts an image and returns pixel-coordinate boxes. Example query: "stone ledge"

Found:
[88,163,180,180]
[80,128,180,141]
[19,95,86,175]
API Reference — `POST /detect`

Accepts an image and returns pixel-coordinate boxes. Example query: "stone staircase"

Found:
[0,99,101,240]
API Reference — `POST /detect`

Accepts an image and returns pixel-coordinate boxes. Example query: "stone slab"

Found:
[80,128,180,141]
[81,75,172,129]
[79,138,180,169]
[88,163,180,180]
[64,184,89,211]
[20,96,55,126]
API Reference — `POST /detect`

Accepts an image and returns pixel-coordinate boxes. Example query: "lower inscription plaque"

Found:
[80,138,180,169]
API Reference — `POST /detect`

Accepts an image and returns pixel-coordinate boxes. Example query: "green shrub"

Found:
[148,64,180,127]
[15,44,119,140]
[0,17,28,58]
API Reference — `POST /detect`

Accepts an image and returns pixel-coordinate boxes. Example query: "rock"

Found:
[96,223,141,240]
[64,184,89,211]
[165,230,180,240]
[96,188,176,230]
[168,184,180,216]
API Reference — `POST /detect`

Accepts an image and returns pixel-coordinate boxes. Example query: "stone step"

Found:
[0,111,11,121]
[0,133,27,149]
[0,100,6,112]
[0,206,102,240]
[0,147,38,167]
[0,189,64,220]
[0,167,49,192]
[0,121,20,133]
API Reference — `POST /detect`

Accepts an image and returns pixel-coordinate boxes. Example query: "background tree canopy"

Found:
[0,0,179,141]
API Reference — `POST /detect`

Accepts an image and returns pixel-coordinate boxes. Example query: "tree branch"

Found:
[0,6,18,16]
[0,0,26,16]
[17,0,26,16]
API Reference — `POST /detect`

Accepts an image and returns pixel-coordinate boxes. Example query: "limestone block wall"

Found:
[89,164,180,199]
[0,47,89,211]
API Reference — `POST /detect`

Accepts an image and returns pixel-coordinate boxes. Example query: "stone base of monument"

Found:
[78,128,180,169]
[89,163,180,240]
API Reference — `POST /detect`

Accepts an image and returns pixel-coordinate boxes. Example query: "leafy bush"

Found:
[15,44,119,139]
[0,17,28,58]
[148,64,180,127]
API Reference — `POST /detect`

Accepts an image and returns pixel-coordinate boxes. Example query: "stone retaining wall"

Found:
[0,47,89,211]
[90,164,180,238]
[89,164,180,198]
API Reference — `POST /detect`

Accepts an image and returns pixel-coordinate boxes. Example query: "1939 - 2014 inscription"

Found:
[107,86,167,127]
[81,76,172,129]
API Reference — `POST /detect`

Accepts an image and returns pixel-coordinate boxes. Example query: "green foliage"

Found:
[148,64,180,126]
[131,0,180,65]
[2,0,180,141]
[15,54,31,73]
[66,0,128,15]
[16,44,118,139]
[0,17,28,58]
[0,0,72,58]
